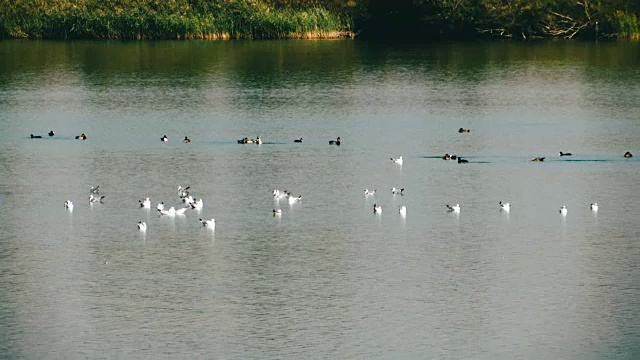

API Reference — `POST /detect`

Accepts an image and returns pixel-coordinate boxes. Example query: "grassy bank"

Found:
[0,0,352,40]
[1,0,637,41]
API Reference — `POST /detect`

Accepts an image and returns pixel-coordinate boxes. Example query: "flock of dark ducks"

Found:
[30,129,632,162]
[30,130,86,140]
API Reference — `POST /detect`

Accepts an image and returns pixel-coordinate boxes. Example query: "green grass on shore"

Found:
[0,1,352,40]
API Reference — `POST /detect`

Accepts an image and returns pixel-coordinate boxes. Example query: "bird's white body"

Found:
[391,156,403,165]
[89,194,105,203]
[137,221,147,231]
[559,206,568,215]
[288,195,302,204]
[182,195,194,204]
[399,205,407,216]
[140,197,151,208]
[159,207,176,216]
[64,200,73,211]
[200,218,215,228]
[190,199,203,210]
[373,204,382,214]
[590,203,598,212]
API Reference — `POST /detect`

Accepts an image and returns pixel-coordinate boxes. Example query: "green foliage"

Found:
[613,10,639,38]
[0,0,351,39]
[0,0,637,40]
[361,0,639,40]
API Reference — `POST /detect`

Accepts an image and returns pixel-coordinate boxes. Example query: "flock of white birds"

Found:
[63,185,215,233]
[59,135,609,233]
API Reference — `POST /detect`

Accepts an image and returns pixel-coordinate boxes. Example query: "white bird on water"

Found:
[182,195,194,204]
[64,200,74,211]
[399,205,407,216]
[200,218,215,228]
[89,194,105,203]
[446,204,461,213]
[273,189,287,199]
[159,207,176,216]
[139,197,151,208]
[391,156,403,165]
[288,195,302,204]
[373,204,382,214]
[157,202,165,211]
[500,201,511,212]
[190,198,203,210]
[364,189,376,196]
[590,203,598,212]
[559,206,568,215]
[178,186,190,198]
[137,221,147,232]
[391,187,404,195]
[273,209,282,216]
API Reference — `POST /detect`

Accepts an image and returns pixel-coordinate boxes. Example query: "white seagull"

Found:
[273,209,282,216]
[89,194,105,203]
[157,202,165,211]
[391,156,403,165]
[200,218,215,228]
[178,186,190,198]
[500,201,511,212]
[398,205,407,216]
[288,195,302,204]
[159,207,176,216]
[190,199,203,210]
[373,204,382,214]
[139,197,151,208]
[446,204,461,213]
[273,190,288,200]
[182,195,194,204]
[137,221,147,232]
[391,187,404,195]
[590,203,598,211]
[64,200,74,211]
[559,206,568,215]
[364,189,376,196]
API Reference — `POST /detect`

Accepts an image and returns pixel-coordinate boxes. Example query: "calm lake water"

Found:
[0,39,639,358]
